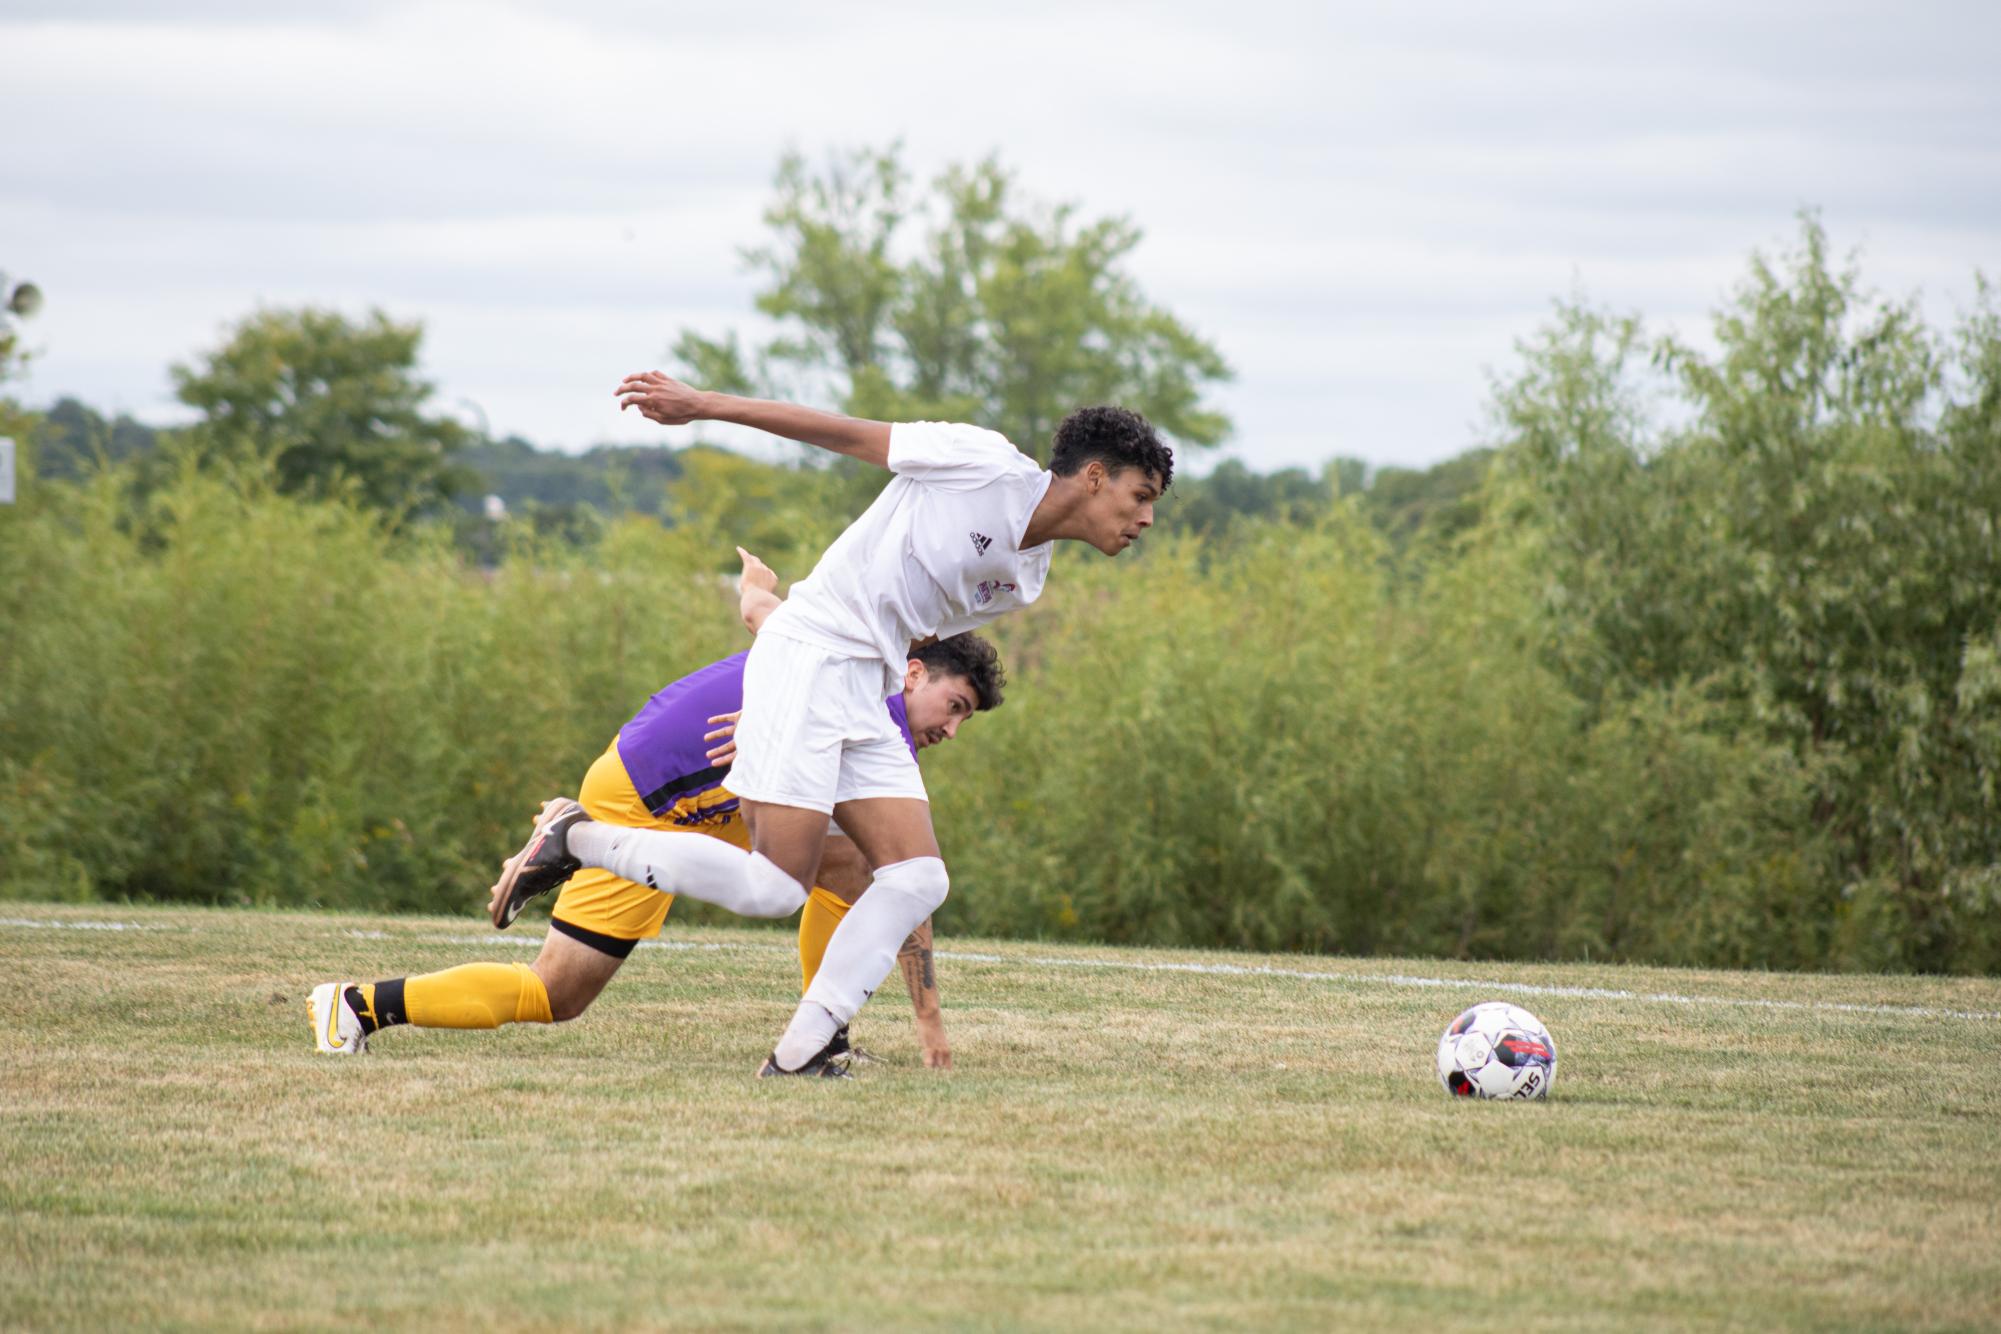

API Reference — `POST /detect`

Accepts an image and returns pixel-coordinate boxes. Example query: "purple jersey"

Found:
[617,651,917,818]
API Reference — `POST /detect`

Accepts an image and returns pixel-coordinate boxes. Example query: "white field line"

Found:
[942,952,2001,1023]
[6,915,2000,1022]
[0,916,173,932]
[383,929,2001,1024]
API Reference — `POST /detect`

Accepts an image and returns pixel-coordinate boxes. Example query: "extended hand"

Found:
[914,1008,952,1070]
[704,712,741,765]
[615,371,706,425]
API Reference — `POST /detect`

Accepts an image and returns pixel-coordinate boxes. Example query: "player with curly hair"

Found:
[487,378,1171,1076]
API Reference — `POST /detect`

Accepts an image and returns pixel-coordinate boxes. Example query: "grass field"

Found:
[4,903,2000,1331]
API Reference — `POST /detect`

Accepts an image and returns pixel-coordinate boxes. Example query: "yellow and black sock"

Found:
[355,964,552,1032]
[345,982,386,1034]
[797,887,853,993]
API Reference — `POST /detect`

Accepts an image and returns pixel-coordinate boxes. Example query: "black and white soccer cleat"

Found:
[756,1034,854,1080]
[824,1025,884,1065]
[488,797,588,929]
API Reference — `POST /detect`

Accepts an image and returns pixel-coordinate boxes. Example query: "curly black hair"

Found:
[1048,406,1173,491]
[911,633,1006,711]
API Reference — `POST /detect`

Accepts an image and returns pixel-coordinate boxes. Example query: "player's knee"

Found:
[741,852,810,918]
[875,855,949,916]
[532,967,602,1023]
[547,984,595,1023]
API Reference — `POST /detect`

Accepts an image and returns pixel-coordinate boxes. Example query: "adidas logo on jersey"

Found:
[969,531,993,555]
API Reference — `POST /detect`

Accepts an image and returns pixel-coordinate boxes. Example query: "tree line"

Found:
[3,149,1997,972]
[28,392,1489,564]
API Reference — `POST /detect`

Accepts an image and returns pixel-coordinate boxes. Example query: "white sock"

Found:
[567,824,807,918]
[798,856,950,1024]
[772,1001,841,1071]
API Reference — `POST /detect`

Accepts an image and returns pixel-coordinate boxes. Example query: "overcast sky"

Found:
[4,1,1998,472]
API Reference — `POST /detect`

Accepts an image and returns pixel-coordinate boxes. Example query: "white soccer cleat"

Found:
[308,981,369,1055]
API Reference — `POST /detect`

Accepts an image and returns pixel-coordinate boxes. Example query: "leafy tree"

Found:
[30,398,163,482]
[674,146,1233,464]
[1363,449,1495,547]
[171,308,471,520]
[455,436,688,519]
[661,445,850,574]
[1162,449,1496,548]
[1495,215,2001,970]
[0,271,45,497]
[1164,458,1330,538]
[0,269,41,385]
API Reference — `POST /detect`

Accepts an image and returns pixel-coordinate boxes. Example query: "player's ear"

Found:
[905,658,926,691]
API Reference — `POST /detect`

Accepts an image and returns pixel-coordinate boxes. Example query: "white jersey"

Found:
[763,420,1055,692]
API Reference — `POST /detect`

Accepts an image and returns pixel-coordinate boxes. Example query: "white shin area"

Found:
[566,823,807,919]
[799,855,950,1026]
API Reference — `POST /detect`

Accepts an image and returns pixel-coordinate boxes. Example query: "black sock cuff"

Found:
[370,979,408,1030]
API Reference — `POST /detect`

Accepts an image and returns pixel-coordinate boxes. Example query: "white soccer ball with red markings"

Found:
[1436,1001,1557,1100]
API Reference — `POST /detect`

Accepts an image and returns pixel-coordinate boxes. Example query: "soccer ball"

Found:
[1436,1001,1557,1100]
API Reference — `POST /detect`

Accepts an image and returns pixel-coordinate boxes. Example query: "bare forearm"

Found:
[618,373,890,467]
[699,392,891,467]
[898,918,940,1016]
[897,918,951,1069]
[741,588,782,634]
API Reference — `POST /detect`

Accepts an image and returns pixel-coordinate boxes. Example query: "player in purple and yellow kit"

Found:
[307,553,1001,1068]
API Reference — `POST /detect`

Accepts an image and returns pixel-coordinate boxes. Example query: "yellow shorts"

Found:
[548,739,751,953]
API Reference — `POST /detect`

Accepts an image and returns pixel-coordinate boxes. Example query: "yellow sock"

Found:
[798,887,852,993]
[400,962,554,1029]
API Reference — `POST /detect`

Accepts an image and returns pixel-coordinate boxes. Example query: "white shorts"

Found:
[726,631,928,815]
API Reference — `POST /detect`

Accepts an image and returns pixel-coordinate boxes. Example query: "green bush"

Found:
[11,214,1998,972]
[0,463,742,917]
[926,517,1833,967]
[1490,217,2001,972]
[0,384,1988,972]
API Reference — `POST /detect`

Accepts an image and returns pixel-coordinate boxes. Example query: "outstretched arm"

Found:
[707,548,781,767]
[616,372,892,469]
[736,546,782,634]
[897,918,951,1069]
